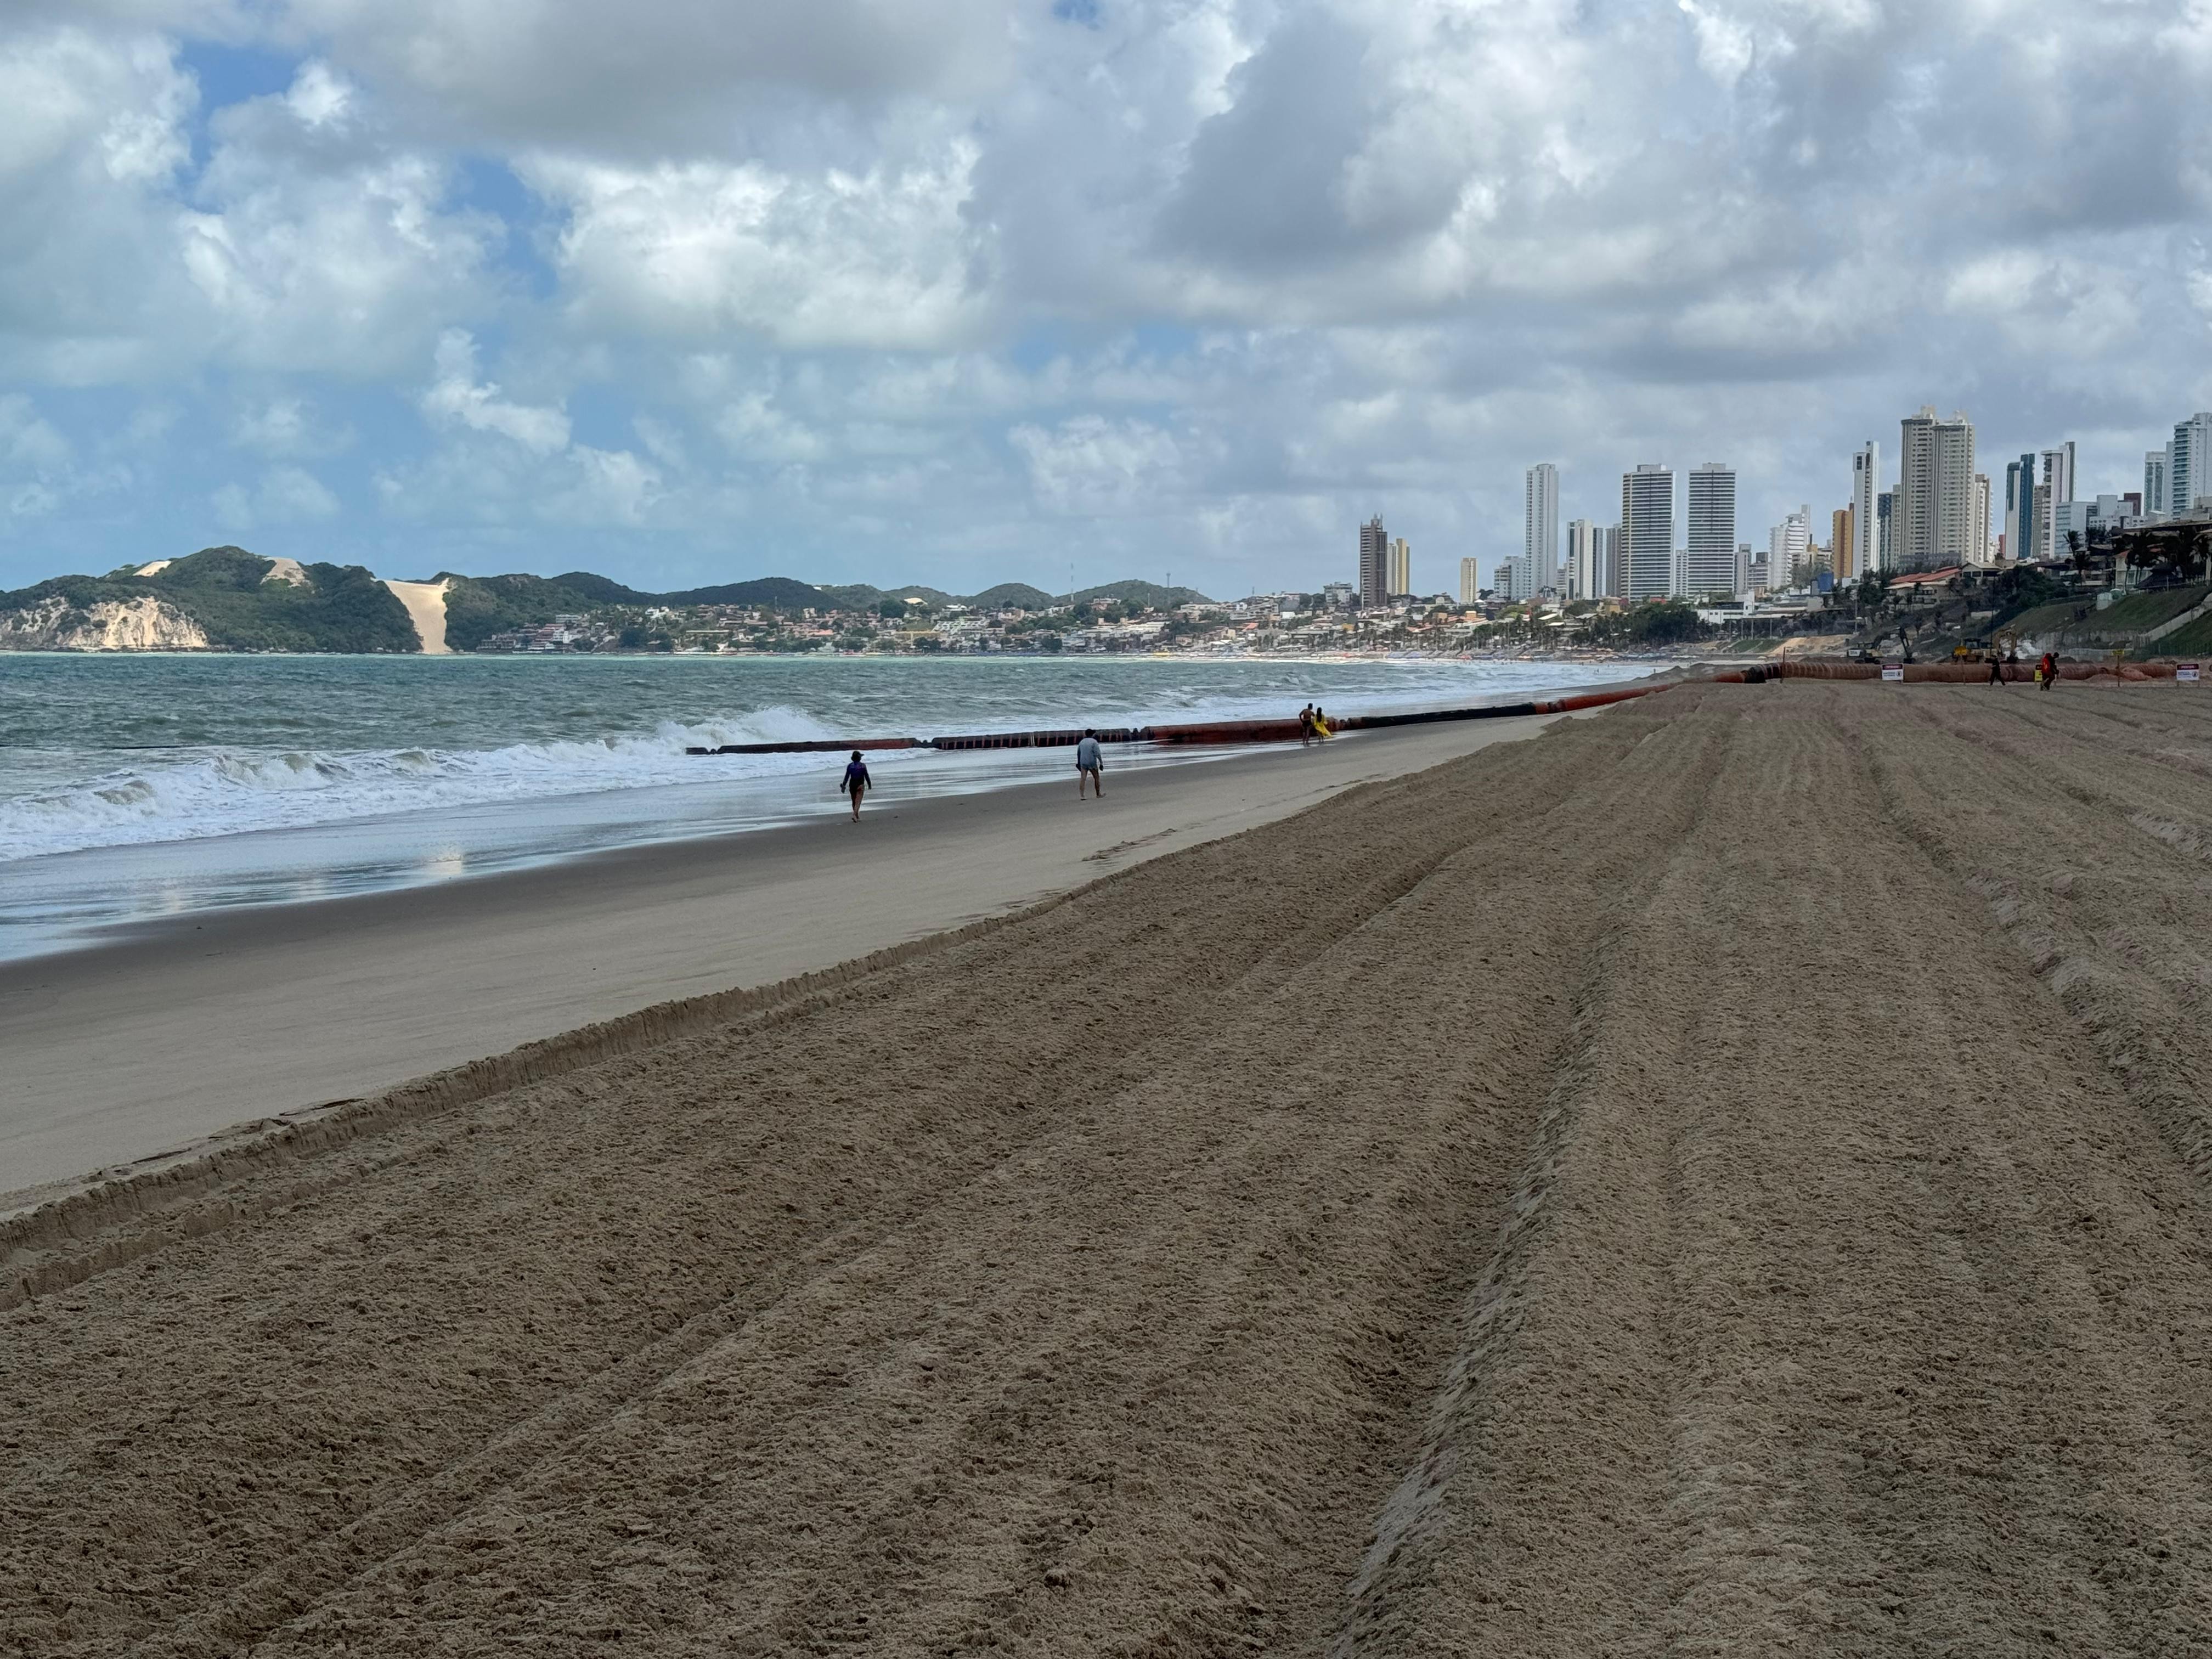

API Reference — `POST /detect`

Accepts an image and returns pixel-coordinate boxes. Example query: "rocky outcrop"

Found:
[0,595,212,651]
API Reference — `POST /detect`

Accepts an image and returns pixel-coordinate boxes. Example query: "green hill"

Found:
[2,550,1219,652]
[1,547,416,652]
[1073,580,1211,608]
[967,583,1059,610]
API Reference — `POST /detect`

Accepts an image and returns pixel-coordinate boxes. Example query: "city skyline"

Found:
[0,3,2205,599]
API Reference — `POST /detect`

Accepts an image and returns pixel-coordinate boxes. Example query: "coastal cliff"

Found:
[0,594,213,651]
[0,547,419,653]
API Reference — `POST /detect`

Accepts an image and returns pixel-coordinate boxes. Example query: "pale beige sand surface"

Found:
[10,682,2212,1655]
[380,577,452,653]
[0,714,1554,1206]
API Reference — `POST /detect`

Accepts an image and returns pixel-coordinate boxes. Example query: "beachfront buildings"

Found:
[2170,413,2212,514]
[1684,464,1737,600]
[1768,507,1810,589]
[1566,519,1606,600]
[1621,464,1675,601]
[1894,407,1977,571]
[1358,516,1389,606]
[2035,442,2076,562]
[1852,442,1881,574]
[1525,464,1560,594]
[1387,537,1411,598]
[2005,453,2035,563]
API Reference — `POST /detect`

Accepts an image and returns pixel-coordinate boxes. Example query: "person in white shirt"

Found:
[1075,729,1104,799]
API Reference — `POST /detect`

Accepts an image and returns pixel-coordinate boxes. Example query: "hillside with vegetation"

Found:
[0,547,417,652]
[0,550,1222,654]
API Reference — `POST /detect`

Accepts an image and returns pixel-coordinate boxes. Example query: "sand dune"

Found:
[382,578,452,654]
[8,681,2212,1655]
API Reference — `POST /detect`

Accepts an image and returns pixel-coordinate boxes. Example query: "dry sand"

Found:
[9,680,2212,1655]
[0,714,1553,1206]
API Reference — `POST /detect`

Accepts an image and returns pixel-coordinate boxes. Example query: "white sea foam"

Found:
[0,704,864,862]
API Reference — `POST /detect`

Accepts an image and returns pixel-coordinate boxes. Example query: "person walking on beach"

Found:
[842,749,872,822]
[1311,705,1332,740]
[1988,652,2006,687]
[1076,728,1105,799]
[2040,651,2058,691]
[1298,703,1316,746]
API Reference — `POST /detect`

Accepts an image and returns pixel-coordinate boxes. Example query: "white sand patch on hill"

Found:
[261,557,309,586]
[383,578,453,654]
[133,561,172,577]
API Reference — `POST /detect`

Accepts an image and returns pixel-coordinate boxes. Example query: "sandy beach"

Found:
[10,679,2212,1655]
[0,713,1561,1209]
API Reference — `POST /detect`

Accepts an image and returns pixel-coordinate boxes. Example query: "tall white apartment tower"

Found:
[2035,442,2075,560]
[1386,537,1410,597]
[1896,407,1977,571]
[1972,473,1993,566]
[1566,519,1600,600]
[2147,448,2171,518]
[1851,442,1881,573]
[1769,507,1811,588]
[1683,464,1737,599]
[1459,557,1481,606]
[1525,464,1560,591]
[2173,414,2212,513]
[1620,465,1675,601]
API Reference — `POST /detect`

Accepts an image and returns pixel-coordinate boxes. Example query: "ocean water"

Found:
[0,652,1641,958]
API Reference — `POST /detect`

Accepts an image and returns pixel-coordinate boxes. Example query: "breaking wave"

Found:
[0,704,857,861]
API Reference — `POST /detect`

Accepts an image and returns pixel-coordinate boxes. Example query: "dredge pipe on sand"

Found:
[685,736,921,756]
[687,674,1725,759]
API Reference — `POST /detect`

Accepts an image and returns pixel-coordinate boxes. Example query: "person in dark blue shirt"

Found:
[842,750,872,822]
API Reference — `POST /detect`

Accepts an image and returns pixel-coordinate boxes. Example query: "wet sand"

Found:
[9,680,2212,1655]
[0,714,1558,1208]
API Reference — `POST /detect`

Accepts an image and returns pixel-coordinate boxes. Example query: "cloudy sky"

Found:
[2,0,2207,599]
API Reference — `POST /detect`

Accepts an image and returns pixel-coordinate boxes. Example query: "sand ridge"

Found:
[8,682,2212,1654]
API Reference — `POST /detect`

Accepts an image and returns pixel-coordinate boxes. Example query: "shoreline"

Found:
[0,710,1572,1210]
[3,660,1666,956]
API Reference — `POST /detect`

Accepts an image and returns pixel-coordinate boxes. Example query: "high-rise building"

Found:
[1972,473,1993,566]
[1620,464,1675,601]
[1566,519,1599,600]
[1831,506,1856,581]
[2147,448,2171,518]
[1769,506,1810,589]
[1877,490,1895,570]
[1459,557,1481,606]
[1736,542,1754,596]
[1601,525,1622,597]
[2173,413,2212,514]
[1525,464,1560,592]
[1499,556,1533,603]
[1386,537,1410,597]
[1895,407,1977,570]
[2005,455,2034,561]
[1683,463,1737,599]
[1358,515,1387,606]
[1851,442,1881,574]
[2028,443,2075,560]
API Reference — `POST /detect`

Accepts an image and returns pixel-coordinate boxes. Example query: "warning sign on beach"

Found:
[2181,663,2201,683]
[1882,661,1904,682]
